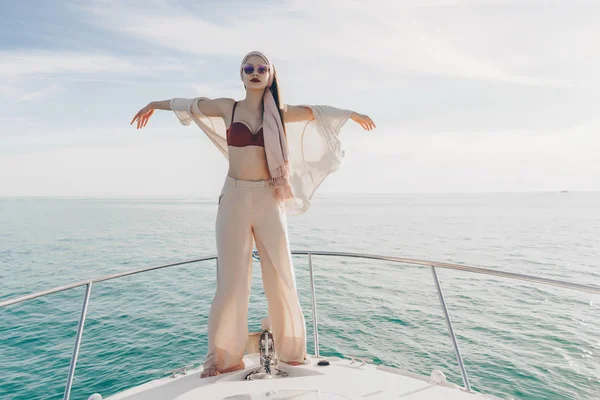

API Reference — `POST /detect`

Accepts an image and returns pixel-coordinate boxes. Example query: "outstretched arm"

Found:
[130,98,234,129]
[283,104,376,131]
[283,105,315,123]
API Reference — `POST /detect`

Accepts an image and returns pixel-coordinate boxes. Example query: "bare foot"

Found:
[200,367,220,378]
[220,363,245,374]
[281,360,304,366]
[201,363,244,378]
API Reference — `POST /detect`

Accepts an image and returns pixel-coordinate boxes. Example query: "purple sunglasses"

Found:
[242,64,269,75]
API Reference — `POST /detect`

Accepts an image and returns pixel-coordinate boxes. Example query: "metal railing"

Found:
[1,251,599,399]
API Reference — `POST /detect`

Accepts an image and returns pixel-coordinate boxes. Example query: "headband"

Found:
[240,51,275,88]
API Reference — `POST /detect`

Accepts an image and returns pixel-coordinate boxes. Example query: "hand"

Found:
[130,103,155,129]
[351,112,376,131]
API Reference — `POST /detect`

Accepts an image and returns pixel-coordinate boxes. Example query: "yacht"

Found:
[2,251,598,400]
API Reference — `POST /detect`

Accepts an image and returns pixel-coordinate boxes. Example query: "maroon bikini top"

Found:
[226,102,265,148]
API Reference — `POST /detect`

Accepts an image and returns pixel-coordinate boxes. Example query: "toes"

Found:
[281,360,304,366]
[200,369,219,378]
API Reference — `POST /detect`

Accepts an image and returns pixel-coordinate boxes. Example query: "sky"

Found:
[1,0,599,197]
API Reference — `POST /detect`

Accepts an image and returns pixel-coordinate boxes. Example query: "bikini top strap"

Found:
[231,101,238,122]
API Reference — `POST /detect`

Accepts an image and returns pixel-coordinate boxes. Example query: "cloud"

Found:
[0,84,19,97]
[1,51,140,78]
[80,0,596,89]
[2,0,600,195]
[0,48,188,100]
[191,81,245,99]
[17,83,62,102]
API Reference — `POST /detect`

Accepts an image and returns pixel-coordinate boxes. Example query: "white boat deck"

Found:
[104,353,497,400]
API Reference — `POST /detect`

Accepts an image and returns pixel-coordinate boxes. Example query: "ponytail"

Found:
[268,67,286,138]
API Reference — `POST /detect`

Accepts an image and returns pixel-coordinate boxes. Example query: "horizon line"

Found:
[0,190,596,199]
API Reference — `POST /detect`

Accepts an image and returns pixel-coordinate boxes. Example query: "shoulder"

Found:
[283,104,315,123]
[194,97,235,118]
[215,98,236,116]
[215,98,236,118]
[201,97,235,109]
[213,97,236,106]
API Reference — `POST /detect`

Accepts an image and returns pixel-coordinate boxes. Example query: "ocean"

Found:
[1,193,599,399]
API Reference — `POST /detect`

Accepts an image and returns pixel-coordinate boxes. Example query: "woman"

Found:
[131,51,375,378]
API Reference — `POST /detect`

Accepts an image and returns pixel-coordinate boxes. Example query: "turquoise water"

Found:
[1,193,599,400]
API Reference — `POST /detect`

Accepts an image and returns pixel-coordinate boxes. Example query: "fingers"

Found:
[131,109,146,128]
[137,113,146,129]
[131,108,154,129]
[365,116,375,131]
[130,111,141,126]
[354,113,376,131]
[360,116,375,131]
[141,109,154,128]
[368,116,376,129]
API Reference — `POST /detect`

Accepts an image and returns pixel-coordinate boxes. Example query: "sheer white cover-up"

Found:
[170,97,353,216]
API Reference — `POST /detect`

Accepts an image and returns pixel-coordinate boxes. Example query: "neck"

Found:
[243,89,266,112]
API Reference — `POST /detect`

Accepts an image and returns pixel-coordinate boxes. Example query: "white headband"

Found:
[240,51,274,87]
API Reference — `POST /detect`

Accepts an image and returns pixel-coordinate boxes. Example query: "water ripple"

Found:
[1,195,599,400]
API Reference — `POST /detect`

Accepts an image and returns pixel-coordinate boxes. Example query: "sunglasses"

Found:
[242,64,269,75]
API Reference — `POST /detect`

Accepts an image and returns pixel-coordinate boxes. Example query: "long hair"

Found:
[267,66,286,137]
[240,51,287,137]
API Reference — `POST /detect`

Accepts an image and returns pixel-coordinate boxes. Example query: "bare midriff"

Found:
[226,146,271,181]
